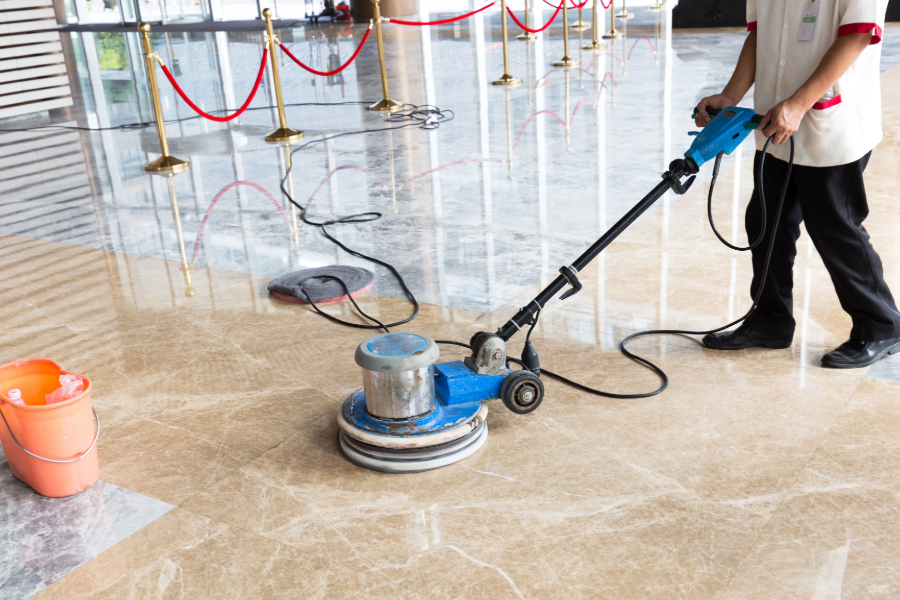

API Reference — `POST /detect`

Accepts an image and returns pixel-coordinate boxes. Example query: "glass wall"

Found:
[219,0,259,21]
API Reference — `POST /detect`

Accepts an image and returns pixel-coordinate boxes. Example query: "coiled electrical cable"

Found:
[276,104,453,330]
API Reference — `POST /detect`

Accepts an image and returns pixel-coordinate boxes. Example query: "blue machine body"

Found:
[342,389,482,437]
[434,361,506,406]
[685,106,759,170]
[341,361,501,439]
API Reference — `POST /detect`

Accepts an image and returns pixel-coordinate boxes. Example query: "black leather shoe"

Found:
[821,337,900,369]
[702,323,792,350]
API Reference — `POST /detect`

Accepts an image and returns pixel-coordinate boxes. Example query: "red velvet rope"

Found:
[506,3,562,32]
[541,0,589,9]
[389,2,494,26]
[541,0,609,10]
[279,27,371,76]
[160,49,268,122]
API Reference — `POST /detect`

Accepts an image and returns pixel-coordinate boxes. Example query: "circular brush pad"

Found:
[267,266,374,304]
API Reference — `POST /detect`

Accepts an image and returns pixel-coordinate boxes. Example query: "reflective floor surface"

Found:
[3,9,900,599]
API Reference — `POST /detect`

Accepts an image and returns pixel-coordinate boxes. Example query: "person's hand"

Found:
[694,94,735,127]
[758,98,806,145]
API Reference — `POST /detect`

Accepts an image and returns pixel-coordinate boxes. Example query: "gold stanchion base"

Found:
[602,30,625,39]
[552,56,581,67]
[265,127,305,142]
[570,20,590,29]
[583,40,607,50]
[144,155,190,173]
[649,3,666,8]
[492,73,522,86]
[369,98,404,111]
[615,11,635,18]
[517,31,537,40]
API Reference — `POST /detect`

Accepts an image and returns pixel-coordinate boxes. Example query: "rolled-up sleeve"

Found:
[838,0,887,44]
[747,0,757,31]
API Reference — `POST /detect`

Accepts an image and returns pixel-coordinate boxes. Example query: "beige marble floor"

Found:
[2,42,900,600]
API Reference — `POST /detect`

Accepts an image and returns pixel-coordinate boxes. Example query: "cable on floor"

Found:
[276,104,453,331]
[284,120,792,402]
[529,137,794,398]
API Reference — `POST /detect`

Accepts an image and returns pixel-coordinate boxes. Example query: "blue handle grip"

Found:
[692,107,764,129]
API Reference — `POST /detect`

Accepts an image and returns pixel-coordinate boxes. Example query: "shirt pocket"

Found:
[812,87,841,110]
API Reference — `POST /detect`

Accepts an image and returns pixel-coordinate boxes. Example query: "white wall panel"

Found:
[0,0,72,120]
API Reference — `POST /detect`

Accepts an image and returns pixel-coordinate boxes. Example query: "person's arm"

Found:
[694,31,757,127]
[759,32,871,144]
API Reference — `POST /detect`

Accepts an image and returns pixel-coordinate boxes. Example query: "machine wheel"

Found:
[500,370,544,414]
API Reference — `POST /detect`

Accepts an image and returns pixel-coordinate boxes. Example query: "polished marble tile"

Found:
[3,11,900,599]
[178,338,868,597]
[1,448,173,600]
[33,508,413,600]
[722,378,900,598]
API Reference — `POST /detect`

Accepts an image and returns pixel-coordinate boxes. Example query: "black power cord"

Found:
[276,104,453,330]
[281,116,792,402]
[534,136,794,398]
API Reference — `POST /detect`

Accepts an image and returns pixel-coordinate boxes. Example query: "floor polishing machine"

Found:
[337,107,766,473]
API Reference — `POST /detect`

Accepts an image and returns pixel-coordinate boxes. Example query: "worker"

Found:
[695,0,900,368]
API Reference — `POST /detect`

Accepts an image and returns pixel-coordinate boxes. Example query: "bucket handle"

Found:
[0,404,100,464]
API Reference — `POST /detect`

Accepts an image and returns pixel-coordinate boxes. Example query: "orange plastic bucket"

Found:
[0,359,99,498]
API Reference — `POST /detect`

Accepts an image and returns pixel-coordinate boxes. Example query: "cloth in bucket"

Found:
[267,266,374,304]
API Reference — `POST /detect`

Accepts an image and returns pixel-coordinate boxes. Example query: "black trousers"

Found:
[743,150,900,342]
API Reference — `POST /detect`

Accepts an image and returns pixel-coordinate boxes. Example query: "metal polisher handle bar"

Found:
[692,106,764,130]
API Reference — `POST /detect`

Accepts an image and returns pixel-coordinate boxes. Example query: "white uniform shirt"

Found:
[747,0,887,166]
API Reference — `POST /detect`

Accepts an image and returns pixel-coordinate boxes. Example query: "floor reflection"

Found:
[4,12,900,322]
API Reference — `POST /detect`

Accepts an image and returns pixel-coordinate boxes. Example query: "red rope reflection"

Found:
[399,157,505,189]
[191,181,290,264]
[628,37,656,60]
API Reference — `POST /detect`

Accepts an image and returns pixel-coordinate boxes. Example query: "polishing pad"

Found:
[267,266,374,304]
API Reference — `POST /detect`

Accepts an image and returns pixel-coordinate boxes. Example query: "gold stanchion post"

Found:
[282,145,301,253]
[164,175,195,297]
[592,49,600,124]
[369,0,403,111]
[571,4,589,29]
[649,0,666,9]
[516,0,536,40]
[553,0,580,66]
[139,23,189,173]
[526,39,534,104]
[493,0,522,85]
[583,0,607,49]
[653,6,660,61]
[616,0,633,19]
[263,9,304,142]
[505,88,514,178]
[564,66,571,151]
[602,0,624,38]
[610,36,617,104]
[387,128,397,211]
